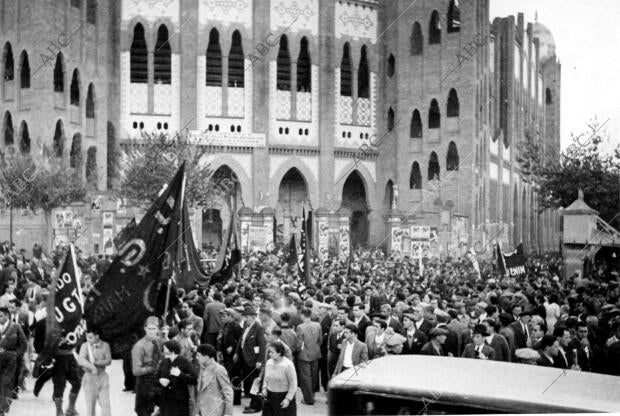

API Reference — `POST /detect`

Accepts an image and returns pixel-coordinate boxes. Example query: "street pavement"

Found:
[9,359,327,415]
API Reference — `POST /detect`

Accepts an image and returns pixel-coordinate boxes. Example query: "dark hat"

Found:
[428,327,449,338]
[241,306,257,316]
[370,312,387,320]
[472,324,489,337]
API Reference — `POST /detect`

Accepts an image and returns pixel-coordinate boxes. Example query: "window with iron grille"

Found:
[130,24,148,83]
[358,45,369,98]
[276,35,291,91]
[70,69,80,105]
[297,37,311,92]
[154,25,171,84]
[3,43,14,81]
[20,51,29,89]
[86,84,95,118]
[228,30,244,88]
[340,43,352,96]
[54,53,64,91]
[206,28,222,86]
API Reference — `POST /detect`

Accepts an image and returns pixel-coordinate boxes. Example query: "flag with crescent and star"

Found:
[84,163,187,354]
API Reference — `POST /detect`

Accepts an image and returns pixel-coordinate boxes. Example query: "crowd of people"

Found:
[0,239,620,416]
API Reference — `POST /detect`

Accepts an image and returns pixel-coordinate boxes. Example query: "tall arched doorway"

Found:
[277,168,308,242]
[341,170,369,247]
[202,165,240,250]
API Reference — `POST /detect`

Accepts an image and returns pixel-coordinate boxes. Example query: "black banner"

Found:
[210,208,240,286]
[498,243,527,278]
[45,244,86,352]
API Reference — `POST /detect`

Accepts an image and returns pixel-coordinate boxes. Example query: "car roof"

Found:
[328,355,620,413]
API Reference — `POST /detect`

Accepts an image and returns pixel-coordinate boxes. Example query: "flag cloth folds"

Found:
[113,217,137,250]
[300,208,311,285]
[464,247,481,280]
[176,200,210,290]
[45,244,86,353]
[84,163,188,347]
[500,243,527,278]
[210,208,241,286]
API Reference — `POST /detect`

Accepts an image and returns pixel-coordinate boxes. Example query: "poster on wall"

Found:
[391,228,403,255]
[102,228,114,255]
[339,225,350,260]
[240,222,250,252]
[318,220,329,260]
[401,227,411,255]
[102,212,114,228]
[248,225,267,252]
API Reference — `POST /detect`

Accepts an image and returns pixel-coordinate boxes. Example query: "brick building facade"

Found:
[1,0,560,256]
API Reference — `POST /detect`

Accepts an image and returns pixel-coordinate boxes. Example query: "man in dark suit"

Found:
[536,335,559,367]
[318,302,334,392]
[401,311,427,355]
[0,307,27,414]
[553,326,574,370]
[7,299,29,393]
[296,308,322,405]
[352,303,371,343]
[509,309,532,350]
[482,319,511,362]
[234,306,266,413]
[420,327,449,356]
[334,324,369,375]
[202,292,225,346]
[570,321,593,372]
[381,303,403,334]
[327,319,346,378]
[462,324,495,360]
[412,306,433,335]
[220,308,243,405]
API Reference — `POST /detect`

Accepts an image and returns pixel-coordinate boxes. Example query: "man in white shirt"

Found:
[334,324,369,375]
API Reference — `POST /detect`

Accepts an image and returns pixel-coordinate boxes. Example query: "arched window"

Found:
[410,109,422,138]
[3,43,14,81]
[206,28,222,86]
[428,151,440,181]
[54,53,64,92]
[429,11,441,44]
[545,88,552,104]
[86,83,95,118]
[130,24,147,83]
[384,180,395,208]
[19,121,30,154]
[86,0,97,24]
[86,146,98,186]
[70,69,80,105]
[411,22,423,55]
[410,161,422,189]
[446,141,459,171]
[447,0,461,33]
[3,111,13,145]
[387,53,395,77]
[340,43,352,97]
[154,25,171,84]
[447,88,459,117]
[428,99,440,129]
[19,51,29,89]
[358,45,369,99]
[228,30,244,88]
[387,107,395,131]
[53,119,65,157]
[276,35,291,91]
[297,37,311,92]
[70,133,82,169]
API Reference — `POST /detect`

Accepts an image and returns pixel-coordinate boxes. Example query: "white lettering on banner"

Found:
[508,265,526,276]
[63,320,86,345]
[56,272,73,290]
[119,238,146,267]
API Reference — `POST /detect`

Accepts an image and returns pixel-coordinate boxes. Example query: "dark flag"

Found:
[501,243,527,278]
[85,164,187,350]
[45,244,86,353]
[113,217,137,250]
[176,200,210,290]
[287,233,298,269]
[210,209,241,286]
[496,243,506,275]
[300,208,311,285]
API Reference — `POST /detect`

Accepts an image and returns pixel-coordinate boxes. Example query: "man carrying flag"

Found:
[45,244,87,416]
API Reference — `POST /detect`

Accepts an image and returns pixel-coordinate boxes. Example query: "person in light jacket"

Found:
[261,342,297,416]
[195,344,233,416]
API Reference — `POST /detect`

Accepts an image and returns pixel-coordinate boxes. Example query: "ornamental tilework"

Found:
[340,96,353,124]
[205,86,223,116]
[334,1,377,43]
[297,92,311,121]
[276,90,291,120]
[122,0,179,25]
[199,0,252,27]
[129,83,148,114]
[228,87,245,117]
[154,84,172,115]
[270,0,318,35]
[357,98,370,126]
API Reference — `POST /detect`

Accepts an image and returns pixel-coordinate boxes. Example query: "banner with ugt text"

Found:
[45,244,86,353]
[502,243,527,278]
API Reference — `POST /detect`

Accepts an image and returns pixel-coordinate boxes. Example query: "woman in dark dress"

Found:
[158,340,198,416]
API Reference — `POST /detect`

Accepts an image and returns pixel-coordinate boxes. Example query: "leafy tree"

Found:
[518,120,620,228]
[117,131,237,207]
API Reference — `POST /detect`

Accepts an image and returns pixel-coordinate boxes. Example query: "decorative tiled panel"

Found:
[276,90,291,120]
[228,87,245,117]
[199,0,252,27]
[270,0,318,35]
[357,98,370,126]
[297,92,311,121]
[370,72,377,128]
[311,65,319,134]
[129,83,148,114]
[205,86,223,116]
[334,1,377,44]
[122,0,180,25]
[340,96,353,124]
[154,84,173,115]
[334,68,341,124]
[335,125,373,149]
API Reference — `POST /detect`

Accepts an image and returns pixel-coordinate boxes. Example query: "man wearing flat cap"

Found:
[420,328,449,356]
[234,306,265,413]
[401,310,427,355]
[132,316,163,416]
[462,324,495,360]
